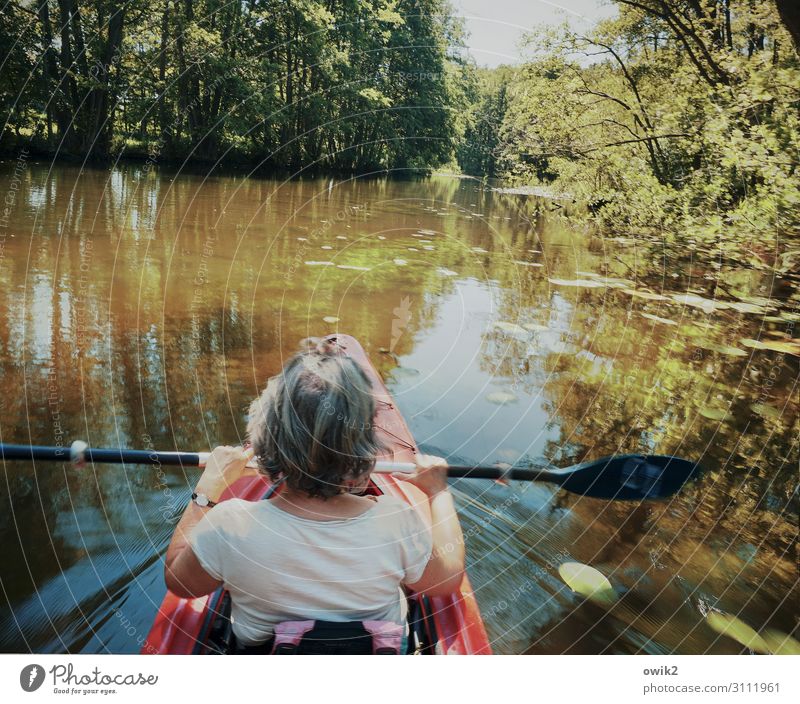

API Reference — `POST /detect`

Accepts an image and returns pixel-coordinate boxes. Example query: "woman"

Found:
[164,339,465,652]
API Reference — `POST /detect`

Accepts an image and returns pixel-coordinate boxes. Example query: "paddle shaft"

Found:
[0,443,561,483]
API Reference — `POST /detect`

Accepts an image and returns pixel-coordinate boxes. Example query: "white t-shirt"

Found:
[188,495,433,646]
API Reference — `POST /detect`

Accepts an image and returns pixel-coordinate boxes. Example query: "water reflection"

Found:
[0,162,797,654]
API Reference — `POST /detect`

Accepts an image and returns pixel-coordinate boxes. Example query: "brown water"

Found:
[0,162,797,654]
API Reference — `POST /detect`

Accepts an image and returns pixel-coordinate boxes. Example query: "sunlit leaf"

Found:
[703,343,748,357]
[706,612,769,653]
[740,337,800,356]
[492,321,530,339]
[671,293,729,313]
[548,278,605,288]
[641,313,677,326]
[621,289,669,301]
[558,562,617,605]
[699,407,729,421]
[751,403,782,420]
[486,391,518,405]
[761,629,800,655]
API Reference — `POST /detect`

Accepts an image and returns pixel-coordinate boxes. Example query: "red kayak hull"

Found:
[142,334,491,655]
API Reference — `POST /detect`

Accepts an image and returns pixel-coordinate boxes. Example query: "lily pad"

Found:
[492,321,530,339]
[761,629,800,655]
[621,289,669,301]
[703,343,748,357]
[486,391,518,405]
[741,337,800,356]
[641,313,677,326]
[322,316,339,324]
[751,403,782,420]
[558,562,617,605]
[727,301,767,314]
[548,278,605,288]
[706,612,769,653]
[671,293,729,313]
[699,407,730,421]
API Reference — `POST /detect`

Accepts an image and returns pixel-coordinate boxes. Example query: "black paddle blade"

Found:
[555,454,701,500]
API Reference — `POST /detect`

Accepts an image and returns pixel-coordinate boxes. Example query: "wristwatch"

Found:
[191,492,217,508]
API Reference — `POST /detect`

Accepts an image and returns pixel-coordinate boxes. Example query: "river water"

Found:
[0,162,797,654]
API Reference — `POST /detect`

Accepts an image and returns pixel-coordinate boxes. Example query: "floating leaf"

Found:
[492,321,530,339]
[751,403,782,420]
[558,562,617,605]
[621,289,669,301]
[758,339,800,356]
[703,343,747,357]
[740,337,800,356]
[727,301,766,314]
[641,313,677,326]
[391,367,420,380]
[322,316,339,324]
[740,338,767,349]
[437,268,458,276]
[699,407,729,421]
[486,391,518,405]
[761,629,800,655]
[548,278,605,288]
[305,260,334,266]
[671,293,729,313]
[706,612,769,653]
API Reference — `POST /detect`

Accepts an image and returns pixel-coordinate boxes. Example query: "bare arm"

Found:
[164,446,256,598]
[396,455,466,597]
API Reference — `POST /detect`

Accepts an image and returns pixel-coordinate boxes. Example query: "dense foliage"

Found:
[458,1,800,271]
[1,0,470,172]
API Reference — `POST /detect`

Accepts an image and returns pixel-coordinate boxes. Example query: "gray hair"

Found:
[246,342,381,498]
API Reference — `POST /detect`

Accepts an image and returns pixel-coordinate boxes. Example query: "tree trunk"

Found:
[775,0,800,54]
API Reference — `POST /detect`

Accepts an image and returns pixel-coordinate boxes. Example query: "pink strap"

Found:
[272,620,316,653]
[363,621,404,654]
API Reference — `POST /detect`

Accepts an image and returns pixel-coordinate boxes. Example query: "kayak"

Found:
[142,334,492,655]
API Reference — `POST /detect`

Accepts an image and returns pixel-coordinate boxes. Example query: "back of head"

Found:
[247,339,380,498]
